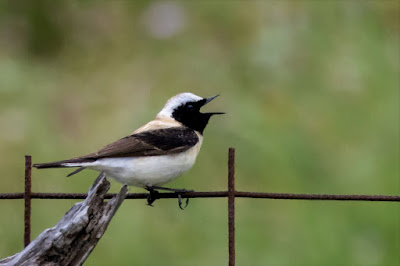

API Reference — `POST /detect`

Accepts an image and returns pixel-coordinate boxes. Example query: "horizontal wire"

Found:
[1,191,399,201]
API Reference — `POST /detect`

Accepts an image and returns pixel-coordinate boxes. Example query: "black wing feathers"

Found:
[82,127,198,159]
[134,128,198,151]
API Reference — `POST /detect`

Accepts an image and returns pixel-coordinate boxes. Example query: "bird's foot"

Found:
[148,186,194,210]
[177,192,190,210]
[145,187,160,207]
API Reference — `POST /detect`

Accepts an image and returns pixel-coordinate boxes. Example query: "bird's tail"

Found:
[33,158,89,169]
[33,158,95,177]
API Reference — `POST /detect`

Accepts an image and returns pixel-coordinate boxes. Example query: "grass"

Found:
[0,1,399,265]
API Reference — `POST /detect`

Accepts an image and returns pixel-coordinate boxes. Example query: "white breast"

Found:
[85,137,203,188]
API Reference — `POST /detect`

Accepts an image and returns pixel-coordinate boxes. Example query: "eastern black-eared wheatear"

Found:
[33,93,223,208]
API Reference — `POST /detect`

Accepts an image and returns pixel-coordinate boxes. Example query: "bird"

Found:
[33,92,224,209]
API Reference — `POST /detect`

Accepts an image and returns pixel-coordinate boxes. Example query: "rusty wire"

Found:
[1,191,399,201]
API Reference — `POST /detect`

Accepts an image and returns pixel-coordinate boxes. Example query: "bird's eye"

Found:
[187,104,194,110]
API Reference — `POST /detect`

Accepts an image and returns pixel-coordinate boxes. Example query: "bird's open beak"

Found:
[202,95,225,115]
[204,94,220,104]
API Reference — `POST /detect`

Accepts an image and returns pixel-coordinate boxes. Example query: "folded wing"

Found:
[33,127,199,168]
[83,127,199,158]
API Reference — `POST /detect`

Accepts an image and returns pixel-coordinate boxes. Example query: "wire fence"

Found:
[0,148,399,266]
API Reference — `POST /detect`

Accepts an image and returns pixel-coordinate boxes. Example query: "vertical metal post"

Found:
[24,155,32,247]
[228,148,235,266]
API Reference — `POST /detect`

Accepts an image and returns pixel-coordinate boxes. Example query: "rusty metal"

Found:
[0,193,24,199]
[1,191,399,201]
[234,192,400,201]
[28,191,228,199]
[1,191,400,201]
[24,155,32,247]
[228,148,236,266]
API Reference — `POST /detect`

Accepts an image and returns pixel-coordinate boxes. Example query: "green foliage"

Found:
[0,1,398,265]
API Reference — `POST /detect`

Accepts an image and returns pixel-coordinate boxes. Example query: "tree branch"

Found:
[0,172,128,266]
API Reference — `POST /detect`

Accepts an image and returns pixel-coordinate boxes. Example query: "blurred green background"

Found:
[0,1,399,265]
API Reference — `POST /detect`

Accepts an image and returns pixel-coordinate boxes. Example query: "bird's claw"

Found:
[147,189,160,207]
[146,186,193,209]
[176,190,193,210]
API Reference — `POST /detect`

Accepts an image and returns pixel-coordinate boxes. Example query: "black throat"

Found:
[172,106,212,135]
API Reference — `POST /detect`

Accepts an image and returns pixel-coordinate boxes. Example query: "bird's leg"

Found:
[145,186,160,207]
[151,186,193,210]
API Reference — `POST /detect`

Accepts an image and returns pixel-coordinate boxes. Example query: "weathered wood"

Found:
[0,173,128,266]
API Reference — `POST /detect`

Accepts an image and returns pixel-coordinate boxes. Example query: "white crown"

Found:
[157,92,203,118]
